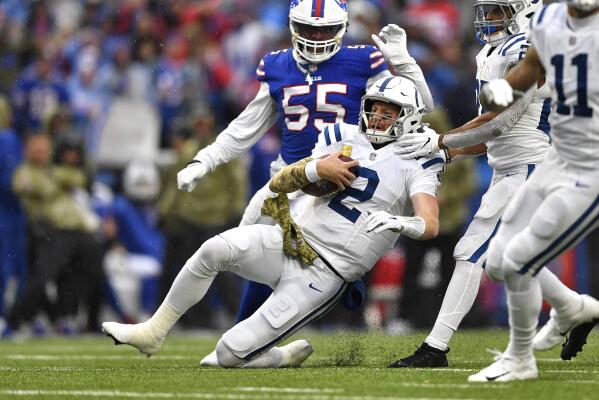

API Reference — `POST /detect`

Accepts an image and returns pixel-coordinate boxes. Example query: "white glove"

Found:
[480,79,514,110]
[365,210,425,239]
[239,183,278,226]
[393,126,440,159]
[371,24,414,66]
[177,161,209,192]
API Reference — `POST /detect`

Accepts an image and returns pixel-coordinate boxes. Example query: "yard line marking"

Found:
[400,383,509,389]
[234,387,344,393]
[0,390,499,400]
[4,355,192,360]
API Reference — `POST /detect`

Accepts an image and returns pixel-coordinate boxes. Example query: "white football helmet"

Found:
[123,160,160,202]
[359,77,425,144]
[568,0,599,11]
[289,0,348,64]
[474,0,543,45]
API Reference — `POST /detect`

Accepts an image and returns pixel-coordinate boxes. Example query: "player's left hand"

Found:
[393,126,440,159]
[365,210,404,234]
[371,24,413,66]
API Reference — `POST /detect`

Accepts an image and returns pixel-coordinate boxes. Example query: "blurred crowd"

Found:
[0,0,587,338]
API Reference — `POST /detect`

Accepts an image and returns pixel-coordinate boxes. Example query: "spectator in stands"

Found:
[0,96,26,327]
[101,159,164,322]
[158,105,246,328]
[5,133,104,334]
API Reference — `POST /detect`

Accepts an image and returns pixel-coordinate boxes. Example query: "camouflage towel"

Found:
[261,193,318,265]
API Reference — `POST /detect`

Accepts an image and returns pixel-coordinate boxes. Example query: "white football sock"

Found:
[425,260,482,351]
[537,268,581,317]
[147,267,215,338]
[505,272,541,359]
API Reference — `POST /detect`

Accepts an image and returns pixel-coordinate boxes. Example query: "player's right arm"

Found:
[269,152,359,193]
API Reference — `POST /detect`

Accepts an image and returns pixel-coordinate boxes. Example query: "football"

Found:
[301,155,358,198]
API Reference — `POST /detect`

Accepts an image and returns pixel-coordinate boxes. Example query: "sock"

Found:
[146,267,214,338]
[425,260,482,351]
[537,268,581,318]
[242,347,284,368]
[505,272,541,359]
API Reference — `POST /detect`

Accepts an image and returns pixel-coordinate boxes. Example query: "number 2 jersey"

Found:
[292,122,444,282]
[529,3,599,170]
[193,46,433,171]
[475,31,551,170]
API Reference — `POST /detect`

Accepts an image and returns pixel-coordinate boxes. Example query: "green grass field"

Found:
[1,329,598,399]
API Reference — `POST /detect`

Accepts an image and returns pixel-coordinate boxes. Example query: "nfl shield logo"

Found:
[336,0,348,11]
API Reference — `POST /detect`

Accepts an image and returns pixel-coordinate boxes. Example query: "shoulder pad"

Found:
[529,3,559,30]
[322,123,356,146]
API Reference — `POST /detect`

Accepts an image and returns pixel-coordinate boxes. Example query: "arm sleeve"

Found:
[269,157,314,193]
[391,62,434,112]
[192,82,279,172]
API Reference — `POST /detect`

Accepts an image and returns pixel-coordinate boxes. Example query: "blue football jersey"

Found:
[256,46,388,164]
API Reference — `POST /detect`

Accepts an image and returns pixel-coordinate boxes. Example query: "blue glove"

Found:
[341,279,366,311]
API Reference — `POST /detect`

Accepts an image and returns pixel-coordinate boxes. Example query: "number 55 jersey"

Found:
[257,46,389,164]
[292,122,445,282]
[529,3,599,170]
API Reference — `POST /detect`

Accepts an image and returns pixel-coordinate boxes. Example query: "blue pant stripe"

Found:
[519,194,599,275]
[244,282,347,360]
[467,219,502,264]
[529,210,599,277]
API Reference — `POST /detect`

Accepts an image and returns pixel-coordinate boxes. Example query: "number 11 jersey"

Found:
[529,3,599,170]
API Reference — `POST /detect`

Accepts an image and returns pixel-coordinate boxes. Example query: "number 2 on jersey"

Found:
[551,53,593,118]
[328,167,379,223]
[282,83,348,132]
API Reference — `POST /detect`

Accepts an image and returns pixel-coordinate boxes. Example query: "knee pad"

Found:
[485,258,505,282]
[530,196,567,240]
[215,338,245,368]
[184,235,232,278]
[220,324,258,361]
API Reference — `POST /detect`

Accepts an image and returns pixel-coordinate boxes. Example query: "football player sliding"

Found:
[175,0,434,365]
[102,77,445,368]
[390,0,599,369]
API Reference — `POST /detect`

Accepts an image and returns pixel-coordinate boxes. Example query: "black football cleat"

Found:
[561,319,599,360]
[388,343,449,368]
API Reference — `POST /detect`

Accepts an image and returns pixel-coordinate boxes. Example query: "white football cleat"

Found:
[199,350,219,367]
[278,339,314,367]
[533,309,565,351]
[102,321,164,357]
[468,352,538,382]
[535,295,599,352]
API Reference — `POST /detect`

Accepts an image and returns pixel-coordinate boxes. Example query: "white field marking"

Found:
[234,387,344,393]
[4,354,191,360]
[0,391,496,400]
[399,383,509,389]
[543,370,599,374]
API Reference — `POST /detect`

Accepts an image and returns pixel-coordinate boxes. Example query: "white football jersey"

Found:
[476,33,551,170]
[529,4,599,170]
[293,122,444,282]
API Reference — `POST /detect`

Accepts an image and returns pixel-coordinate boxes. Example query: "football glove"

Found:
[393,126,440,159]
[365,210,425,239]
[177,161,208,192]
[371,24,414,66]
[480,79,514,111]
